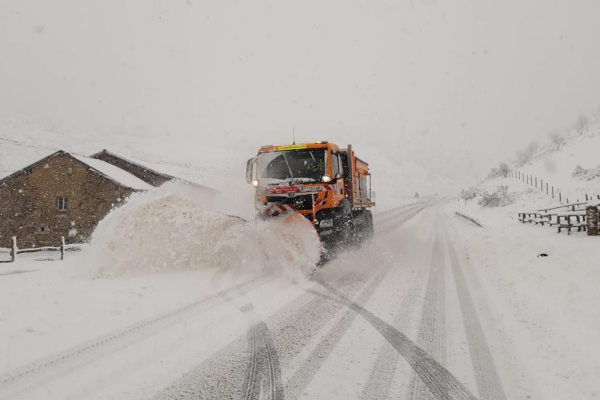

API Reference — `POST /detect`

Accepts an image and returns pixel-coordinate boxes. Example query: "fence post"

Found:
[587,205,599,236]
[535,177,537,188]
[559,192,561,202]
[60,236,65,261]
[11,236,18,263]
[586,194,589,201]
[552,186,555,199]
[546,182,548,195]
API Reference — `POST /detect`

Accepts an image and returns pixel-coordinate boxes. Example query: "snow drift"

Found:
[87,183,320,280]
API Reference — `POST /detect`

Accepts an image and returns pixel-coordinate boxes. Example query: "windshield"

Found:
[258,149,327,183]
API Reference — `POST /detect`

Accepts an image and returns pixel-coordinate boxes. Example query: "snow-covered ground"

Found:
[450,197,600,399]
[1,113,599,399]
[2,193,599,399]
[448,127,600,399]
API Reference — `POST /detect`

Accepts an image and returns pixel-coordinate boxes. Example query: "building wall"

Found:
[0,153,132,248]
[92,151,172,187]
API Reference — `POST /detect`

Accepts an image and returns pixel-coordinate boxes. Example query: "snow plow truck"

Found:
[246,142,375,254]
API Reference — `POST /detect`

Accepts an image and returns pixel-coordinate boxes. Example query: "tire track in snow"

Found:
[242,304,260,400]
[286,265,390,398]
[152,205,433,400]
[0,274,272,399]
[285,204,433,398]
[359,260,430,400]
[360,206,439,400]
[153,271,363,400]
[375,203,434,235]
[408,219,447,400]
[314,280,478,400]
[239,305,284,400]
[212,270,283,400]
[442,225,507,400]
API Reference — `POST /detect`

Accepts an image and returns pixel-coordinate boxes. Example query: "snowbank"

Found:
[86,183,320,280]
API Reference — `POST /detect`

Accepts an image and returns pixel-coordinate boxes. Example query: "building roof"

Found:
[90,149,176,182]
[91,149,218,193]
[70,154,153,191]
[0,150,153,191]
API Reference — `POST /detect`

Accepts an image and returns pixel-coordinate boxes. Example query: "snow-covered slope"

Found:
[477,115,600,210]
[517,134,600,202]
[0,114,461,215]
[0,114,246,191]
[0,113,258,217]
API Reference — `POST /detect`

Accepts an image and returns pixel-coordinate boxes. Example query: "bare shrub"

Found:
[515,150,530,167]
[548,130,565,149]
[527,141,539,160]
[572,165,586,177]
[461,186,479,201]
[487,162,510,179]
[478,185,514,207]
[572,164,600,181]
[574,114,589,135]
[498,162,510,178]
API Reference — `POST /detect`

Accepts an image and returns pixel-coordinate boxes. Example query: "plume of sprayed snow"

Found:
[85,182,320,280]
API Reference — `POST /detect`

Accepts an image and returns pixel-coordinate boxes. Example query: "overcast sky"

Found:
[1,0,599,181]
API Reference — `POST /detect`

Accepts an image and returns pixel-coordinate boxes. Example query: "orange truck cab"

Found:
[246,142,375,251]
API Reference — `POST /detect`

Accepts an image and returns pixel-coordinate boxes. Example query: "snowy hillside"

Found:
[516,127,600,202]
[473,113,600,211]
[0,114,461,215]
[448,117,600,400]
[0,114,246,189]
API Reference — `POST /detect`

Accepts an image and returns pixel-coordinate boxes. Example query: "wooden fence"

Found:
[509,169,600,204]
[0,236,80,263]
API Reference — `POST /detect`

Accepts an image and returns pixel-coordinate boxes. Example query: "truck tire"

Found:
[351,209,372,245]
[364,210,374,241]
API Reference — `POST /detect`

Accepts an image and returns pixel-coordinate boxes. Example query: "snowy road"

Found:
[0,202,512,400]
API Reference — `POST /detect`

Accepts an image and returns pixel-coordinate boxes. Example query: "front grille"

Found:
[266,195,314,211]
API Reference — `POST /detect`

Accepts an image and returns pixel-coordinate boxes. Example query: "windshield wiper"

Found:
[282,153,294,179]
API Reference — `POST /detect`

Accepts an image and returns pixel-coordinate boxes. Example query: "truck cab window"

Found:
[332,152,340,177]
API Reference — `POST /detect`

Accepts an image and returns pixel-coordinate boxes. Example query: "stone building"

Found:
[0,150,152,248]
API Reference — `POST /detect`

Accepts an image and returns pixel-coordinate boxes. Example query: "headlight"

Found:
[251,180,259,187]
[320,219,334,228]
[322,175,332,183]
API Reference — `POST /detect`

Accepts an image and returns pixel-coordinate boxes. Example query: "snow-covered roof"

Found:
[91,149,176,181]
[91,149,217,193]
[70,154,153,191]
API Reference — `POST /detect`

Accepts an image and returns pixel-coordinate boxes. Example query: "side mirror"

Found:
[246,158,253,184]
[246,157,258,184]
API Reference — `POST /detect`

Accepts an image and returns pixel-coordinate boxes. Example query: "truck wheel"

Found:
[365,210,374,241]
[335,200,354,249]
[352,210,372,245]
